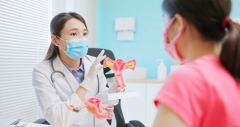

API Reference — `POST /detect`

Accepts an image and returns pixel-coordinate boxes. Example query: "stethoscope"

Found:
[50,56,100,98]
[50,56,102,127]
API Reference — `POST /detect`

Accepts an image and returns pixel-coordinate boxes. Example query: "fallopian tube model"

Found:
[69,97,114,119]
[103,57,136,90]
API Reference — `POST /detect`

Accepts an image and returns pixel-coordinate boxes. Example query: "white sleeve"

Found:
[32,69,86,127]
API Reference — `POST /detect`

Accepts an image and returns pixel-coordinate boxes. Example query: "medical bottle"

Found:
[156,59,167,80]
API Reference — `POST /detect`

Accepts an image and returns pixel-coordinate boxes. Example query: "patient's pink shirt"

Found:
[154,56,240,127]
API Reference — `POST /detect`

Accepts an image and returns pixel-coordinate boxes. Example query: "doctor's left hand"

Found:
[78,50,106,91]
[86,50,106,81]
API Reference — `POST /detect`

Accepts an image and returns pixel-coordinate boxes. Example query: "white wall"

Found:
[66,0,97,47]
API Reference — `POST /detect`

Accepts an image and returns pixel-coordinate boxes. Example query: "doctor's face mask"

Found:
[57,36,89,60]
[163,17,185,62]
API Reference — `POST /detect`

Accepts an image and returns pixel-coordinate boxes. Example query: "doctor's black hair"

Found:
[163,0,240,81]
[45,12,88,60]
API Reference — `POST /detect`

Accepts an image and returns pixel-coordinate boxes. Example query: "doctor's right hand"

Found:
[79,50,106,91]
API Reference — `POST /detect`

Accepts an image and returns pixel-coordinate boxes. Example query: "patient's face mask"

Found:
[163,17,185,62]
[57,37,89,60]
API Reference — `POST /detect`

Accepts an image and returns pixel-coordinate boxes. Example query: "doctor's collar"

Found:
[60,58,84,72]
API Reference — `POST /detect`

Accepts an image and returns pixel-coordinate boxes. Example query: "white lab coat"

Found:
[32,55,118,127]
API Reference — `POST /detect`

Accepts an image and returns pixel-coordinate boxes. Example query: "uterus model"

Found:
[69,97,114,119]
[68,58,136,120]
[103,57,136,90]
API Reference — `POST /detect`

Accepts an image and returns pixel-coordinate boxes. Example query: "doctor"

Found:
[32,12,119,127]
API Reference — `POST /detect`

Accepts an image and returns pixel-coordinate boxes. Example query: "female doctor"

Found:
[32,12,119,127]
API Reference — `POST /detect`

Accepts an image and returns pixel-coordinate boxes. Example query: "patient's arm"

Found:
[153,104,187,127]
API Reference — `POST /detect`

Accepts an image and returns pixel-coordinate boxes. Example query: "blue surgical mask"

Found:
[58,37,89,60]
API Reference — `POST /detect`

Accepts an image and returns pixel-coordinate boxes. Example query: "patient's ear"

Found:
[174,14,186,33]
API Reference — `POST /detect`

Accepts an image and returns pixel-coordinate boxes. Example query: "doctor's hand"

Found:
[86,50,106,81]
[79,50,106,89]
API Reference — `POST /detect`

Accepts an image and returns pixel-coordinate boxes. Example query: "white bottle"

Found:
[156,59,167,80]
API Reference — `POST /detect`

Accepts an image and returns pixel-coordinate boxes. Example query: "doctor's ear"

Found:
[51,35,60,46]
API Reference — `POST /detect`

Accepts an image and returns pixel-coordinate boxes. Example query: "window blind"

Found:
[52,0,67,17]
[0,0,49,122]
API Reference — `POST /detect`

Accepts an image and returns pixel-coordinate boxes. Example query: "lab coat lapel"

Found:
[83,56,92,78]
[52,56,79,92]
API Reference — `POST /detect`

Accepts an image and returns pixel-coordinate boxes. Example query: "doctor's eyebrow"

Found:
[69,28,79,31]
[69,28,88,32]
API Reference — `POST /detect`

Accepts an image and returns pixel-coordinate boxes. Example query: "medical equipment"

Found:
[69,97,114,119]
[57,36,89,60]
[156,59,167,80]
[103,57,136,90]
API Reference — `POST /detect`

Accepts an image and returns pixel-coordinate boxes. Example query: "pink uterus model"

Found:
[103,57,136,90]
[69,97,114,119]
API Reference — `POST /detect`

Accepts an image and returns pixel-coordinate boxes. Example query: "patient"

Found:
[153,0,240,127]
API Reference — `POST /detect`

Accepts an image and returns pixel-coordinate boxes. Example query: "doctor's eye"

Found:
[70,33,77,36]
[83,32,88,36]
